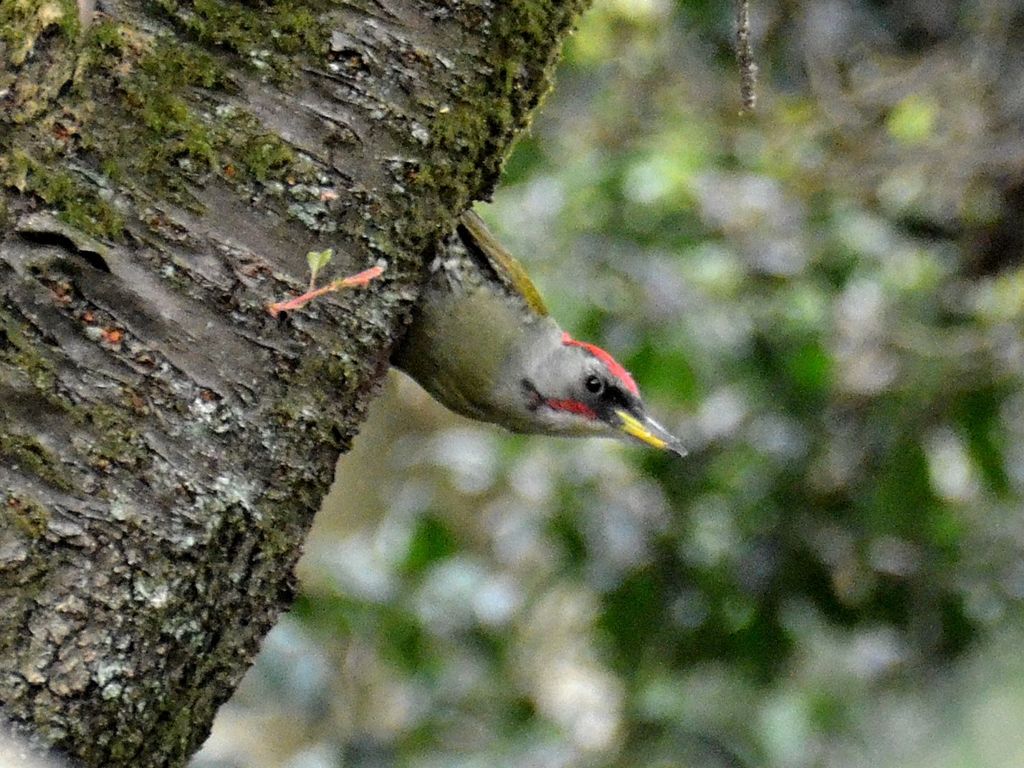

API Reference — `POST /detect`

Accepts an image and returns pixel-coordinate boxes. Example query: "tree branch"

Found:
[0,0,589,764]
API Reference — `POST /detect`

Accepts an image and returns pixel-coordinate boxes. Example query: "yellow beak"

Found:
[615,409,687,457]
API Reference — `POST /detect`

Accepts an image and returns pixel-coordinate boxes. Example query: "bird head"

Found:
[512,329,686,456]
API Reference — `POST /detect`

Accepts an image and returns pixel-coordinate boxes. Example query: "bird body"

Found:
[393,211,684,455]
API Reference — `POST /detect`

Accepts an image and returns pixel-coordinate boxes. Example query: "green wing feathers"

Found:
[457,211,550,318]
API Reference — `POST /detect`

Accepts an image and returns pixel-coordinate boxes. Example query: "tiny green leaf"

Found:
[306,248,333,277]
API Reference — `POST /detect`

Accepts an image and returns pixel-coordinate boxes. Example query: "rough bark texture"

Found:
[0,0,588,765]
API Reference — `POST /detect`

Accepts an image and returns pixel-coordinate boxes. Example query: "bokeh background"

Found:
[194,1,1024,766]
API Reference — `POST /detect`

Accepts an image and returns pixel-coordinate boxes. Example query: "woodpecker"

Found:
[393,210,686,456]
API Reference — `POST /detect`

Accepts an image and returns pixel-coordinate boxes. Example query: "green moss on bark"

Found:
[412,0,588,220]
[0,433,73,493]
[86,403,149,470]
[1,10,325,242]
[71,26,319,214]
[0,0,79,66]
[152,0,331,80]
[3,493,51,538]
[1,150,126,238]
[0,311,59,394]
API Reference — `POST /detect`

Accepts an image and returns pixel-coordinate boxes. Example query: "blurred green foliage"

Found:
[196,1,1024,767]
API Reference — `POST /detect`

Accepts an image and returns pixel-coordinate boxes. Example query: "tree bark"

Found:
[0,0,588,764]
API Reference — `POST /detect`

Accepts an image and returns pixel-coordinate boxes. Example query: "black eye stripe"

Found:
[604,385,630,408]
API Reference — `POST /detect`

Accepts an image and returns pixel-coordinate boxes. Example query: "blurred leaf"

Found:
[954,388,1011,497]
[403,514,459,575]
[887,95,939,145]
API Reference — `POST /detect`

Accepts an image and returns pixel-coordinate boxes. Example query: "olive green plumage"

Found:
[456,211,550,318]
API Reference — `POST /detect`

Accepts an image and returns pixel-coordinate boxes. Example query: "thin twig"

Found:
[267,266,384,317]
[736,0,758,113]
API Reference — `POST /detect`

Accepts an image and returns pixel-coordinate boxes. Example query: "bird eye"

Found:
[585,375,604,394]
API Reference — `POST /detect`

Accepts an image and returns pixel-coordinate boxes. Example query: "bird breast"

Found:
[393,277,537,426]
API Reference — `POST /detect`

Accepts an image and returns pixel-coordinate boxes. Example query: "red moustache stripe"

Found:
[546,398,597,419]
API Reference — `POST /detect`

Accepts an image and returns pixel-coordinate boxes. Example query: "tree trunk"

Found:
[0,0,588,764]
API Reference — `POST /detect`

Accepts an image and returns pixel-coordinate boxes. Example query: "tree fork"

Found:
[0,0,589,764]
